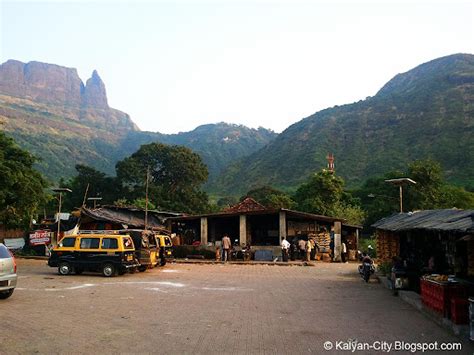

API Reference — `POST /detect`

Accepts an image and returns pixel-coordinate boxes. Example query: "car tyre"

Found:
[138,265,147,272]
[58,262,72,275]
[0,289,14,299]
[102,263,116,277]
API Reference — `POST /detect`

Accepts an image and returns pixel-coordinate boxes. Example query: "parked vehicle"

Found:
[119,230,159,271]
[358,254,375,282]
[47,233,140,277]
[155,234,173,266]
[0,243,17,299]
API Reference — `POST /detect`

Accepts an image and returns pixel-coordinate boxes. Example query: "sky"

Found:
[1,0,473,134]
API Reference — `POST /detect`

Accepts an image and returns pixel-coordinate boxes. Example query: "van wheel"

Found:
[102,263,116,277]
[58,262,72,275]
[0,289,14,299]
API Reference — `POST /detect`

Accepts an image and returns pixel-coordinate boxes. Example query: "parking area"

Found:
[1,259,472,354]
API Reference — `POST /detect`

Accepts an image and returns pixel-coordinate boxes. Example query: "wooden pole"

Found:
[82,183,90,207]
[56,192,62,245]
[144,167,149,230]
[399,185,403,213]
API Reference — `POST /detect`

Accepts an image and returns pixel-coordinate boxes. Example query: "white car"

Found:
[0,243,17,299]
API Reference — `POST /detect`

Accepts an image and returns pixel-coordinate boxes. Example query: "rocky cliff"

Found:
[0,60,137,132]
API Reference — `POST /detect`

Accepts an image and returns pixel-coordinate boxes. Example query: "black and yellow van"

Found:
[156,234,173,266]
[118,230,159,272]
[47,233,140,277]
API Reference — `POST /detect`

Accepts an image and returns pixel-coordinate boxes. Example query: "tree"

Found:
[116,143,210,213]
[354,159,474,228]
[293,170,345,216]
[0,132,49,228]
[241,186,296,209]
[293,170,365,225]
[402,159,473,211]
[61,164,119,210]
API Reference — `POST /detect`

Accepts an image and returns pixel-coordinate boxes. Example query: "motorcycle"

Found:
[359,260,375,283]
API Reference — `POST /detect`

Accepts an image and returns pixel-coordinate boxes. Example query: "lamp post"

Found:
[384,178,417,213]
[52,187,72,245]
[87,197,102,209]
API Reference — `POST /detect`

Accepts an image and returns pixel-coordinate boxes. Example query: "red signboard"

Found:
[29,230,51,246]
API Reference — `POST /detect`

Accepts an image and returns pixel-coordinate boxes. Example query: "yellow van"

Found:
[48,234,139,277]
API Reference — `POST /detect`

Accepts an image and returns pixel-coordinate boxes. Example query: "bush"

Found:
[358,235,377,258]
[377,261,392,276]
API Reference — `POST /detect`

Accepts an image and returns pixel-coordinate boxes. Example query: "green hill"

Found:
[213,53,474,195]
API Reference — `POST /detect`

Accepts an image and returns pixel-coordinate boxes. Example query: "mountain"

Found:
[0,60,276,183]
[122,123,277,187]
[213,53,474,195]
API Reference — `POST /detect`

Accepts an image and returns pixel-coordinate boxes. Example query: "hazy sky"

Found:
[1,0,473,134]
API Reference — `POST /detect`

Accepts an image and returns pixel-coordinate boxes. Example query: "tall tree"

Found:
[116,143,210,213]
[293,170,365,225]
[0,132,48,228]
[61,164,119,210]
[355,159,474,227]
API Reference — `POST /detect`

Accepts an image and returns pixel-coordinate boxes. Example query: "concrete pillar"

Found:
[239,215,247,246]
[279,211,287,243]
[356,228,359,252]
[333,221,342,262]
[200,217,208,245]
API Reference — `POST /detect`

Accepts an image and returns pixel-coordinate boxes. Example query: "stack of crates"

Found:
[450,298,469,324]
[421,278,468,320]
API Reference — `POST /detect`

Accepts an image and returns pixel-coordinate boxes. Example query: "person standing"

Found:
[221,234,231,262]
[305,239,312,262]
[281,237,290,262]
[298,239,306,260]
[341,241,347,263]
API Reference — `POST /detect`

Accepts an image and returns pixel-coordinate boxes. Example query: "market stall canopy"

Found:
[372,209,474,233]
[80,205,182,230]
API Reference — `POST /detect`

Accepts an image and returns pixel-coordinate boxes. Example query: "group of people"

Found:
[281,237,318,262]
[281,237,350,262]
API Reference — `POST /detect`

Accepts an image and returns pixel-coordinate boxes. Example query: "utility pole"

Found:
[385,178,417,213]
[52,188,72,245]
[144,167,150,230]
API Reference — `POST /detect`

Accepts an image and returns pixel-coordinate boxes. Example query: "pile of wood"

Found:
[313,231,331,253]
[376,230,400,264]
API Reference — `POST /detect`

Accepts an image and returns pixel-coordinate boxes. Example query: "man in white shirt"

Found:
[281,237,290,262]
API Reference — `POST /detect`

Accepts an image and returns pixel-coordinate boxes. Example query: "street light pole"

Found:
[87,197,102,209]
[384,178,417,213]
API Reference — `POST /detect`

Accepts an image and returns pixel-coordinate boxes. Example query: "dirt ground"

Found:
[1,259,472,354]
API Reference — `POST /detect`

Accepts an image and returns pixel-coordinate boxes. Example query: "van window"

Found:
[164,237,172,246]
[101,238,118,249]
[0,244,11,259]
[123,237,134,249]
[80,238,100,249]
[60,237,76,247]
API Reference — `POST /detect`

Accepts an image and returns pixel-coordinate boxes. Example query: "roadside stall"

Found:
[373,209,474,324]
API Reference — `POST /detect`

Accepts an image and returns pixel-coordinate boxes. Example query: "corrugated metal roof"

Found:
[372,209,474,233]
